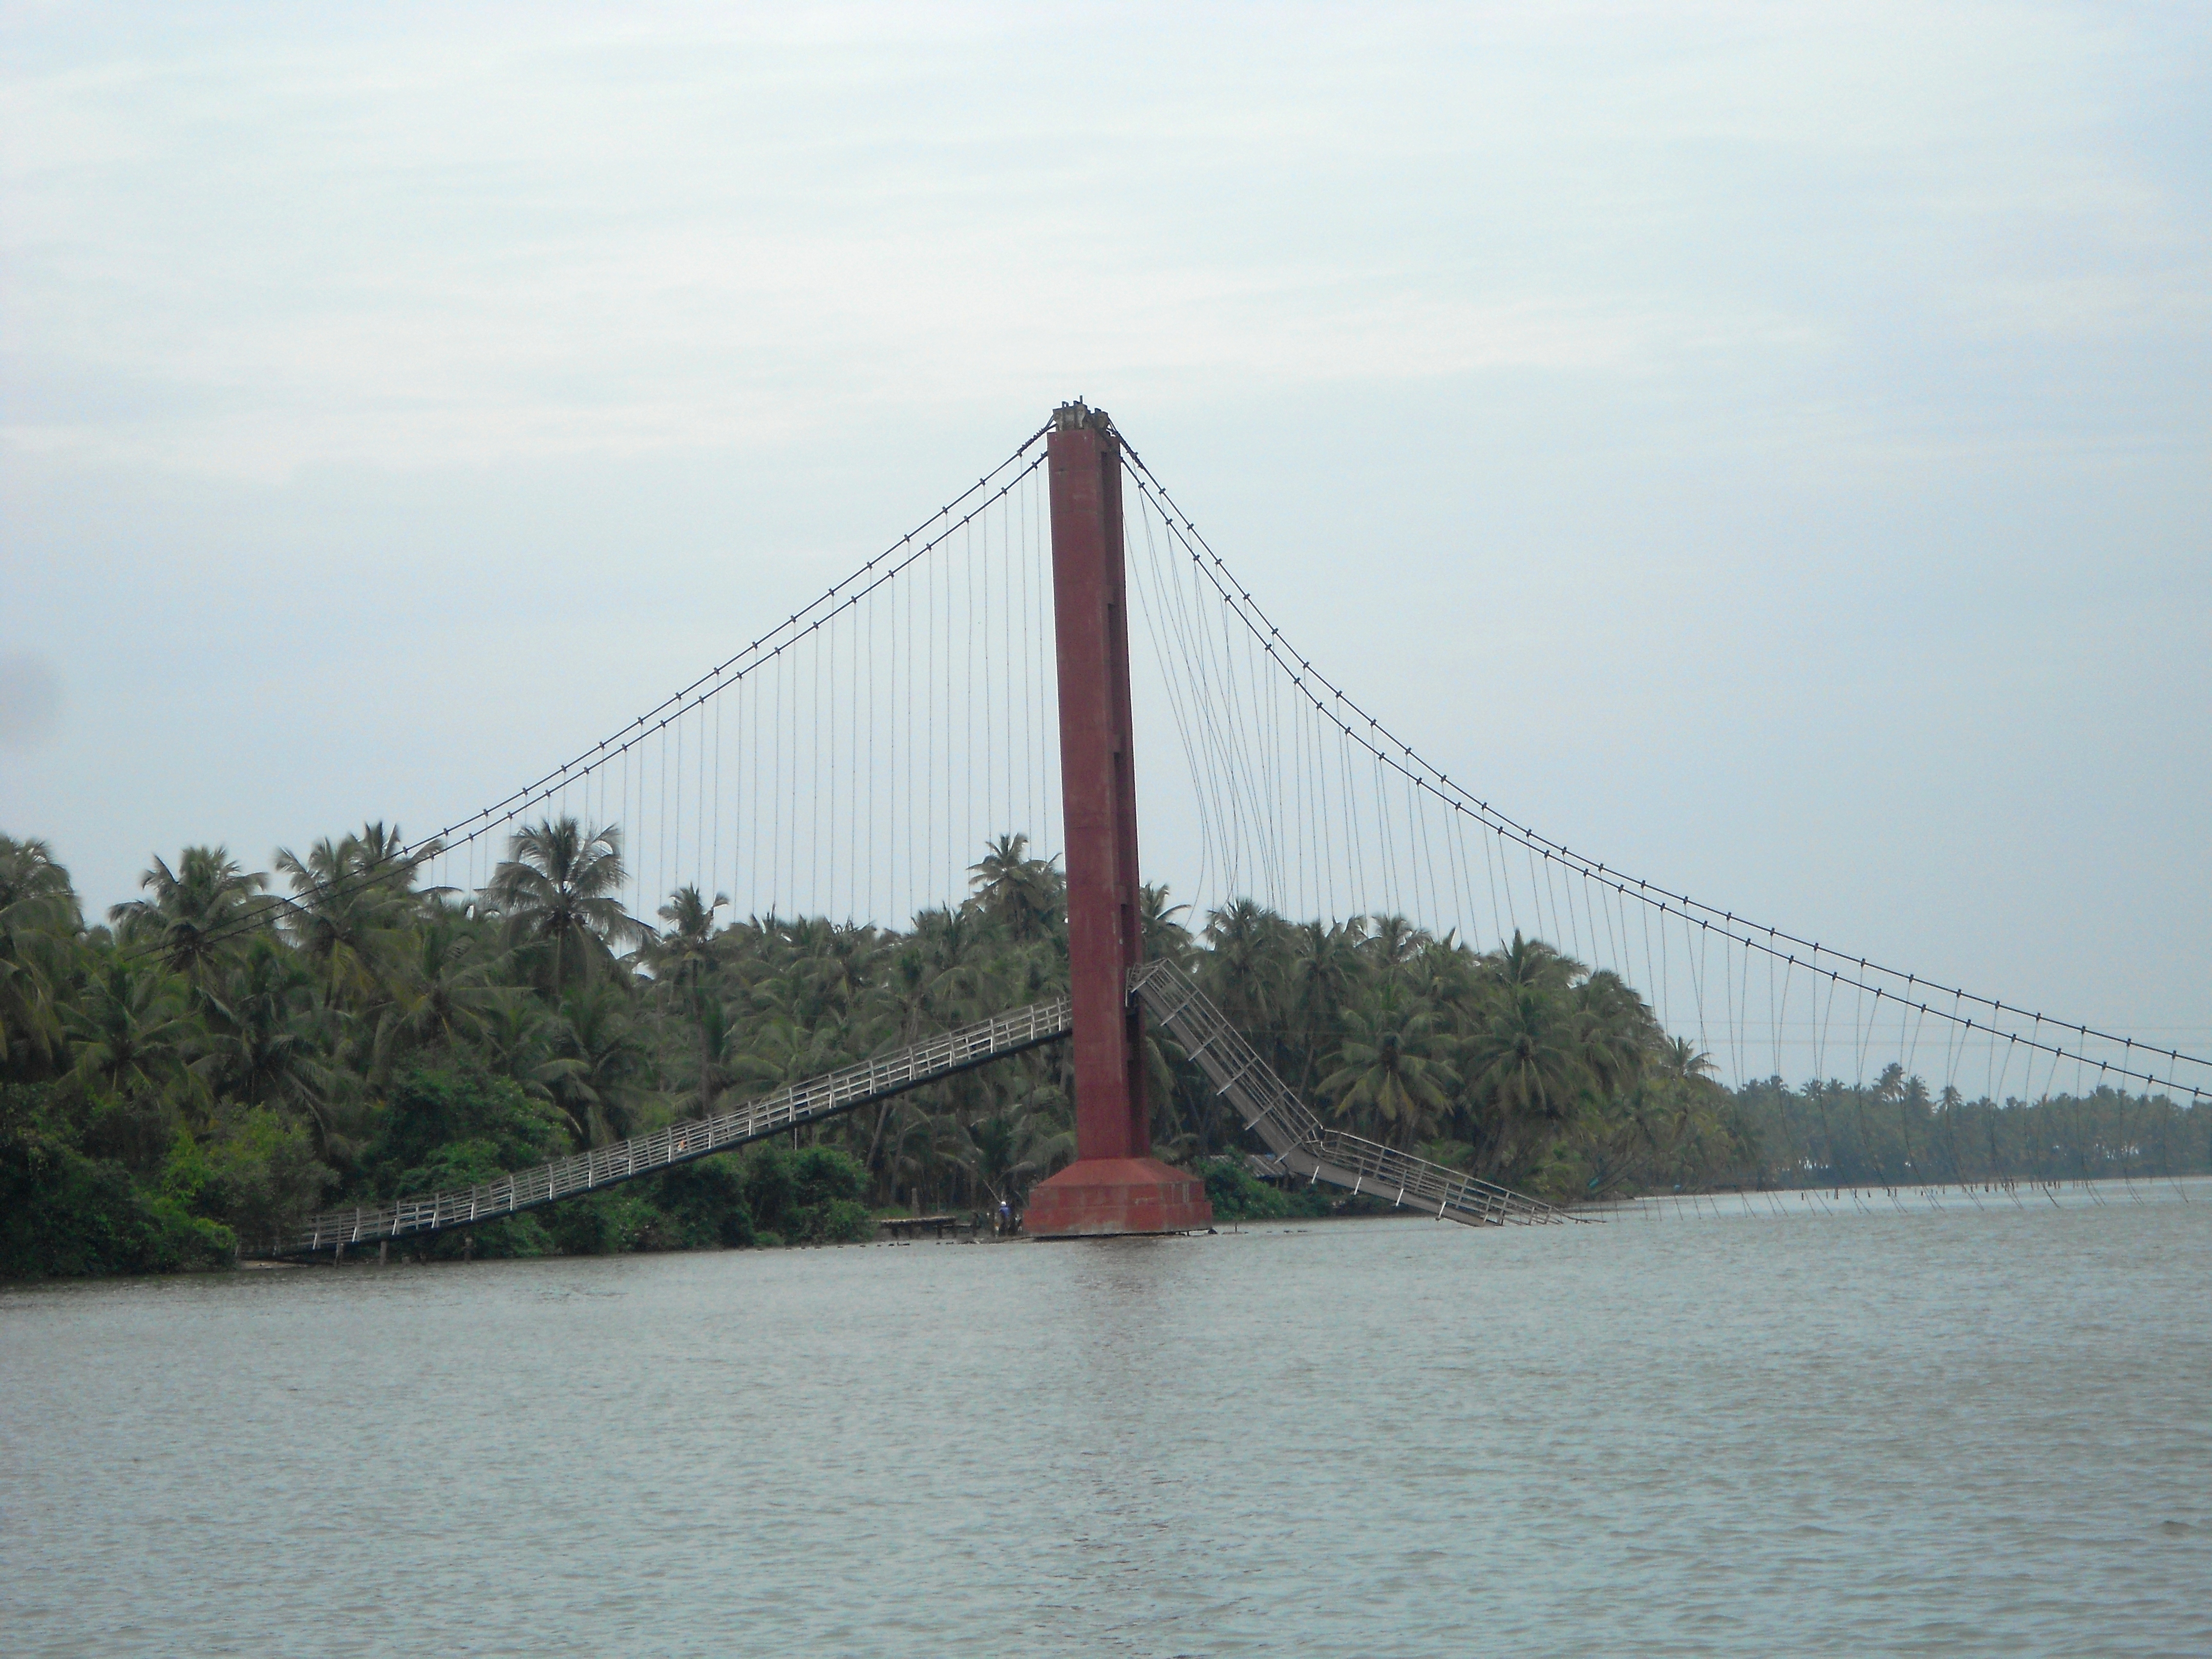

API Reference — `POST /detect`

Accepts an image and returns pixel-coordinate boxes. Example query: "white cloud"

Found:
[9,2,2198,479]
[0,1,2205,1036]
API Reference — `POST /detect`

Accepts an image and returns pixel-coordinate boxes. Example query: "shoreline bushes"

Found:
[3,824,2202,1279]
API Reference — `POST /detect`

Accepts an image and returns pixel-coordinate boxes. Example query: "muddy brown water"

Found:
[6,1188,2208,1655]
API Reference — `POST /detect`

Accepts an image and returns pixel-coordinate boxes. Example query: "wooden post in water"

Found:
[1020,401,1211,1238]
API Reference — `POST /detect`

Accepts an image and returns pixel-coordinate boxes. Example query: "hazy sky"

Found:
[3,3,2206,1049]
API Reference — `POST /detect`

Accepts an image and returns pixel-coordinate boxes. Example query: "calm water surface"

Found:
[6,1189,2209,1656]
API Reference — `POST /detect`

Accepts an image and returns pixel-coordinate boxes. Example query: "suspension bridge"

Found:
[250,401,2207,1257]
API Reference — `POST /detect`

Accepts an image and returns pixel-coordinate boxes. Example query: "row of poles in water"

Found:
[1614,1174,2203,1218]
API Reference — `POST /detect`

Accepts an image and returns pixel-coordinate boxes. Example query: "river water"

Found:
[6,1184,2209,1656]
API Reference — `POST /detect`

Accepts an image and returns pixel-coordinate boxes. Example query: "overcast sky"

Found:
[3,3,2206,1050]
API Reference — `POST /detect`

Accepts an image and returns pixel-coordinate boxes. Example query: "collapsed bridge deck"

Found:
[253,963,1570,1258]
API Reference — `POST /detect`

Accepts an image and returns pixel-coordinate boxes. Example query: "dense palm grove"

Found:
[3,821,2202,1277]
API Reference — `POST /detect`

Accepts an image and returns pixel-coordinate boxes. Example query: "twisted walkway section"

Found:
[249,998,1072,1258]
[1131,961,1575,1226]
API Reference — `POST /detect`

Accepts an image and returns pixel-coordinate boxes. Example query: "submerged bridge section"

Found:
[250,998,1073,1259]
[1133,961,1572,1226]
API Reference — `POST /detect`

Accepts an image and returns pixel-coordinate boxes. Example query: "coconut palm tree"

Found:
[1321,983,1459,1148]
[801,922,890,1028]
[954,1102,1074,1210]
[1138,883,1193,968]
[1597,1041,1729,1195]
[645,885,726,991]
[273,824,424,1010]
[1573,968,1657,1100]
[878,1095,947,1211]
[883,908,987,1040]
[1284,917,1367,1095]
[1202,899,1289,1037]
[968,834,1064,944]
[473,994,573,1106]
[1655,1035,1717,1083]
[1363,914,1429,974]
[548,980,653,1147]
[373,906,504,1070]
[0,835,78,934]
[196,939,342,1150]
[65,960,199,1105]
[1480,930,1581,995]
[110,846,271,988]
[677,992,767,1117]
[1463,980,1585,1172]
[860,921,990,1174]
[0,835,79,1072]
[1408,931,1479,1012]
[484,818,643,1002]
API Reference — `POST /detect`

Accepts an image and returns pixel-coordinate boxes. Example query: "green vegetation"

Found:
[1723,1070,2210,1191]
[1200,1156,1337,1222]
[2,824,2201,1278]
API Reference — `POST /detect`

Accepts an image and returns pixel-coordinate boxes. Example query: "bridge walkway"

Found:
[249,997,1072,1258]
[1131,960,1576,1226]
[255,962,1570,1257]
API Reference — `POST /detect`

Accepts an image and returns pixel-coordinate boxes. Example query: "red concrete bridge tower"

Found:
[1020,402,1214,1238]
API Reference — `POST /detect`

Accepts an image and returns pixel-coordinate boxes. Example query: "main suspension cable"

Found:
[113,429,1052,969]
[1113,432,2209,1100]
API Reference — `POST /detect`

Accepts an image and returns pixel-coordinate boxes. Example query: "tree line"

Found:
[3,821,2201,1276]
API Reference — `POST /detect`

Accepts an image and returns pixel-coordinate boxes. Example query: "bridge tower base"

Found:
[1025,401,1213,1240]
[1024,1157,1213,1238]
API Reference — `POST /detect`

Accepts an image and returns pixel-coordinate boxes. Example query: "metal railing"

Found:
[249,997,1073,1258]
[1131,959,1575,1227]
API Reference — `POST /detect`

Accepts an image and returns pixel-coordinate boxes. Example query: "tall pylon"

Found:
[1020,401,1212,1237]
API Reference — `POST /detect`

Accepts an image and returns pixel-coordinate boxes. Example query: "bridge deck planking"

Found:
[251,998,1073,1258]
[1130,960,1575,1226]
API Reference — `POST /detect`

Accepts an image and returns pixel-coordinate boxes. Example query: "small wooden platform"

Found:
[875,1214,967,1240]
